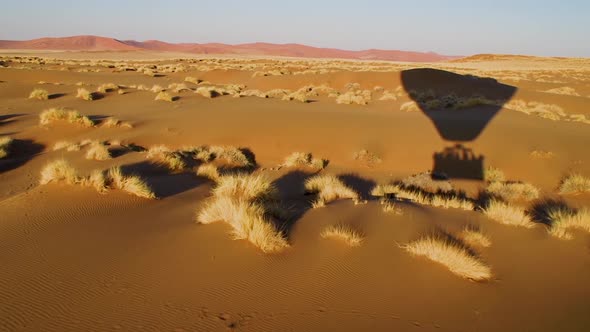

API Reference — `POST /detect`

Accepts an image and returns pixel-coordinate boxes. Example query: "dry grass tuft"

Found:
[486,181,540,201]
[401,172,453,193]
[403,235,492,281]
[482,199,535,228]
[209,145,253,167]
[484,166,506,183]
[39,160,155,199]
[380,198,403,214]
[547,207,590,240]
[336,90,372,105]
[0,136,14,158]
[196,173,288,253]
[101,117,133,128]
[39,108,94,127]
[321,224,364,246]
[460,226,491,248]
[196,163,221,182]
[353,149,381,166]
[29,88,49,100]
[155,91,175,102]
[305,174,360,208]
[85,141,111,161]
[559,174,590,194]
[97,83,118,93]
[282,152,327,170]
[371,183,474,211]
[146,145,186,171]
[40,159,79,185]
[53,140,82,151]
[544,86,579,96]
[76,88,94,101]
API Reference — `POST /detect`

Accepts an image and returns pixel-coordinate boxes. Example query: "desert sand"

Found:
[1,50,590,331]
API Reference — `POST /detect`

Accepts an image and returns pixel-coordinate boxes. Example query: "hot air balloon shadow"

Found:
[401,68,517,180]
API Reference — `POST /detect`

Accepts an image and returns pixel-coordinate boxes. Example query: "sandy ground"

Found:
[1,52,590,331]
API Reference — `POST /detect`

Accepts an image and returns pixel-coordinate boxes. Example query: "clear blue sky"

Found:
[0,0,588,57]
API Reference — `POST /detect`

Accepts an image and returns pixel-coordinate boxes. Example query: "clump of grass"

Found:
[209,146,253,167]
[559,174,590,194]
[371,183,474,211]
[97,83,118,93]
[0,136,14,159]
[482,199,535,228]
[353,149,381,166]
[213,173,277,201]
[29,88,49,100]
[154,91,175,102]
[196,173,288,253]
[53,140,81,152]
[39,108,94,127]
[106,166,156,199]
[39,160,155,199]
[146,145,186,171]
[321,224,364,247]
[282,152,327,170]
[304,174,361,208]
[529,150,555,159]
[380,198,403,214]
[400,101,420,112]
[403,235,492,281]
[76,88,94,101]
[460,226,491,248]
[544,86,579,96]
[39,159,79,185]
[151,84,164,93]
[486,181,540,201]
[401,172,453,193]
[185,76,201,84]
[196,164,221,182]
[336,90,372,105]
[484,166,505,183]
[85,141,111,161]
[547,207,590,240]
[101,117,133,128]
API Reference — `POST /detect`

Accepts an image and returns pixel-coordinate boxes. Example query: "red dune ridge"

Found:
[0,35,458,62]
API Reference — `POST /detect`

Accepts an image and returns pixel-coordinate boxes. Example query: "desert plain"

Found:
[1,49,590,331]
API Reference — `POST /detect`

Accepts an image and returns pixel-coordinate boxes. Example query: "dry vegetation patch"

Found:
[196,173,288,253]
[559,174,590,194]
[282,152,327,170]
[76,88,94,101]
[39,108,94,127]
[321,224,364,247]
[0,136,13,159]
[305,174,361,208]
[29,88,49,100]
[546,207,590,240]
[482,199,535,228]
[403,235,492,281]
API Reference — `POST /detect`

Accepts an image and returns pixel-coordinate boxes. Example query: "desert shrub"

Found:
[336,90,372,105]
[39,159,79,185]
[39,108,94,127]
[85,141,111,161]
[482,199,535,228]
[0,136,14,158]
[282,152,328,170]
[304,174,361,208]
[559,174,590,194]
[321,224,364,247]
[353,149,381,166]
[101,117,133,128]
[401,172,453,193]
[460,226,491,248]
[97,83,118,93]
[53,140,81,152]
[76,88,94,101]
[29,88,49,100]
[484,166,506,183]
[486,181,540,201]
[403,235,492,281]
[547,207,590,240]
[155,91,175,102]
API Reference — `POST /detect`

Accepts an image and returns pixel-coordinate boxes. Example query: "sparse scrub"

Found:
[321,224,364,247]
[29,88,49,100]
[401,172,453,193]
[403,235,492,281]
[76,88,94,101]
[97,83,118,93]
[39,159,79,185]
[0,136,14,158]
[482,199,535,228]
[53,140,81,152]
[39,108,94,127]
[400,101,420,112]
[107,166,155,199]
[146,145,186,171]
[185,76,201,84]
[559,174,590,194]
[380,198,402,214]
[282,152,327,170]
[336,90,372,105]
[547,207,590,240]
[196,173,288,253]
[353,149,381,166]
[101,117,133,128]
[85,141,111,161]
[461,227,491,248]
[154,91,175,102]
[304,174,360,208]
[209,145,253,167]
[484,166,506,183]
[196,164,221,182]
[486,181,540,201]
[544,86,579,96]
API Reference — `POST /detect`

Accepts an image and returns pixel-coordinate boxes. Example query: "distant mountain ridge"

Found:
[0,35,459,62]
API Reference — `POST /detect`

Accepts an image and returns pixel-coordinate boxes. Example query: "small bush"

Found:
[482,199,535,228]
[0,136,14,159]
[39,108,94,127]
[304,174,360,208]
[486,181,539,201]
[155,91,175,102]
[76,88,94,101]
[403,235,492,281]
[559,174,590,194]
[85,141,111,161]
[547,207,590,240]
[321,224,364,247]
[282,152,327,170]
[29,88,49,100]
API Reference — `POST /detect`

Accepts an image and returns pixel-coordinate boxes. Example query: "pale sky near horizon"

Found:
[0,0,588,57]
